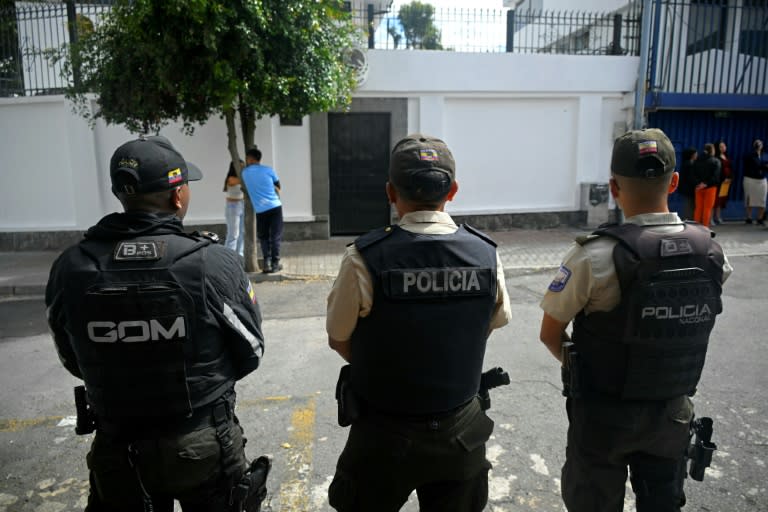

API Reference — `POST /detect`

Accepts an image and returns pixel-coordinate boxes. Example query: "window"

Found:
[739,0,768,59]
[686,0,728,55]
[279,116,303,126]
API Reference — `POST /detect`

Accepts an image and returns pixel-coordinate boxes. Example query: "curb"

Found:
[0,284,47,298]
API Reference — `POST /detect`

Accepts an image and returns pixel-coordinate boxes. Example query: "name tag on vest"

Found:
[382,267,494,300]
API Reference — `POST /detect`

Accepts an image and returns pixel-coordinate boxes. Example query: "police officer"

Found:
[45,136,266,511]
[539,128,732,512]
[326,134,511,511]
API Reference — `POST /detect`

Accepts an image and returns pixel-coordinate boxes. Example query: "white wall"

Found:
[0,49,638,233]
[358,50,637,214]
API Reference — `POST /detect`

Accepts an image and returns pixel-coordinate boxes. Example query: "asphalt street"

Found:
[0,256,767,511]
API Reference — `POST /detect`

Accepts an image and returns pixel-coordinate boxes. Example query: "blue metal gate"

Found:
[649,110,768,221]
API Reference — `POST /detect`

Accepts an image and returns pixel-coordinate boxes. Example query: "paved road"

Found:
[1,253,767,511]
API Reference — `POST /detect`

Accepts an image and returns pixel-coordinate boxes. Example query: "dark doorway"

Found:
[328,112,391,235]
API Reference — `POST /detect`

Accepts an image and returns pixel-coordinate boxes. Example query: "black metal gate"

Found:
[649,110,768,221]
[328,112,391,235]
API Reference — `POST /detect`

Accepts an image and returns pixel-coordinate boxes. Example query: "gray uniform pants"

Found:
[562,396,694,512]
[329,397,494,512]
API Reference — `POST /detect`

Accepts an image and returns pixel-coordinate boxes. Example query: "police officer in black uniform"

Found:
[45,136,267,511]
[539,128,732,512]
[326,134,511,511]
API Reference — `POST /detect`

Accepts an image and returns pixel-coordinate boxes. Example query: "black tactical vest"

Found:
[350,225,498,415]
[572,222,724,400]
[63,233,236,423]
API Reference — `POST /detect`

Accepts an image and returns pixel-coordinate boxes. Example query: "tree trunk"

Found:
[231,102,262,273]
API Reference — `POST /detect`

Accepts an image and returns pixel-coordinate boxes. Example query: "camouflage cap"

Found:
[611,128,676,179]
[389,134,455,201]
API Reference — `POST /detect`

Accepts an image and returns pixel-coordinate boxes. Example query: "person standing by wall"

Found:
[539,128,731,512]
[712,140,732,225]
[743,139,768,226]
[241,147,284,273]
[325,134,511,511]
[677,146,698,220]
[693,143,721,227]
[45,135,269,510]
[224,160,245,257]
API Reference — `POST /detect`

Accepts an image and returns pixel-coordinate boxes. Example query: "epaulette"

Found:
[190,230,221,244]
[577,221,622,245]
[354,225,396,251]
[575,234,601,246]
[462,224,497,247]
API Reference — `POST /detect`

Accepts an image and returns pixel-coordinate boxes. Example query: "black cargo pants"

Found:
[328,397,494,512]
[561,395,694,512]
[85,407,247,511]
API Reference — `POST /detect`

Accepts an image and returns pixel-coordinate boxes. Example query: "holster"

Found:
[561,343,582,399]
[231,456,271,512]
[335,364,362,427]
[74,385,96,435]
[687,416,716,481]
[478,367,510,411]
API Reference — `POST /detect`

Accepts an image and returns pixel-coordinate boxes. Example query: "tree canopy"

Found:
[64,0,360,270]
[67,0,359,138]
[398,1,443,50]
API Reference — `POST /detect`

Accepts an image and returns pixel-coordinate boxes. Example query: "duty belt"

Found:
[96,391,235,439]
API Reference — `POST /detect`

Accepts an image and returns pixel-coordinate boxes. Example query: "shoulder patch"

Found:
[548,265,572,292]
[246,280,257,304]
[354,226,396,251]
[462,224,497,247]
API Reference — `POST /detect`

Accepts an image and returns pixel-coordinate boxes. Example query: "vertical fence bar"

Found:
[648,0,662,96]
[611,14,622,54]
[506,8,514,52]
[367,4,374,50]
[66,0,79,89]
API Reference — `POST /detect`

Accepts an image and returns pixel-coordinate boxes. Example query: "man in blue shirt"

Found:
[241,147,284,273]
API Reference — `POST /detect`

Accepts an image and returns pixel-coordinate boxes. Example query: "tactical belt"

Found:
[96,391,235,439]
[365,397,477,431]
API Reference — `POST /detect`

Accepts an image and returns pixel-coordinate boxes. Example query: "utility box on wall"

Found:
[580,182,610,228]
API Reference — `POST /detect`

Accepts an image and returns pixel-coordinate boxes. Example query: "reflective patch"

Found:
[114,241,161,261]
[247,281,257,304]
[548,265,572,292]
[223,303,263,357]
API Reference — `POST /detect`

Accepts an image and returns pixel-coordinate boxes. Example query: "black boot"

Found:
[271,258,283,273]
[261,259,272,274]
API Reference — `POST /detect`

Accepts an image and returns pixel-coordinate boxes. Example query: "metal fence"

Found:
[353,2,643,55]
[0,1,113,97]
[647,0,768,98]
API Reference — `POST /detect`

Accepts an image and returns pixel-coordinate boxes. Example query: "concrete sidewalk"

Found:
[2,222,767,297]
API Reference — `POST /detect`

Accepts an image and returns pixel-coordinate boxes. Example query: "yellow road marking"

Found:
[0,417,63,433]
[278,397,317,511]
[1,395,307,434]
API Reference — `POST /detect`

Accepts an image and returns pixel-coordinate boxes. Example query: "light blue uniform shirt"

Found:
[241,164,282,214]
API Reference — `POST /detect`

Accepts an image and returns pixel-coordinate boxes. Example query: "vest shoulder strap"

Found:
[461,224,497,248]
[354,225,396,251]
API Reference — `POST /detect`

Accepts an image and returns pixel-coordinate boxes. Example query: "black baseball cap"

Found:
[110,135,203,195]
[611,128,676,179]
[389,134,455,201]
